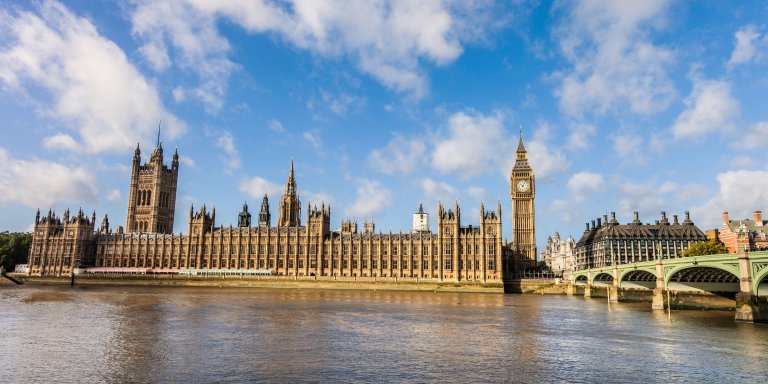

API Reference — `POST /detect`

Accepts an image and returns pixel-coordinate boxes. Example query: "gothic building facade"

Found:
[27,133,537,282]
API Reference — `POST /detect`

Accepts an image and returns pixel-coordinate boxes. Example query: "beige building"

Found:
[540,232,575,278]
[28,133,537,282]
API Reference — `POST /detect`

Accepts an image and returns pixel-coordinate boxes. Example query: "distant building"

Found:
[540,232,575,278]
[574,211,707,270]
[719,211,768,253]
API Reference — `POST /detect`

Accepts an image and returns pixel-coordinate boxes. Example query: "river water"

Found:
[1,286,766,383]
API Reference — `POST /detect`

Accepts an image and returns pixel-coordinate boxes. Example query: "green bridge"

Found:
[570,251,768,323]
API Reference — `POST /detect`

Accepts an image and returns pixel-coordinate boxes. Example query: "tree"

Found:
[0,232,32,271]
[682,238,729,257]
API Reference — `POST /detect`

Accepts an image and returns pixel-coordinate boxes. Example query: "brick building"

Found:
[719,211,768,253]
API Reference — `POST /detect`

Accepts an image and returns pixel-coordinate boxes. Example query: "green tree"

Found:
[682,238,729,257]
[0,232,32,271]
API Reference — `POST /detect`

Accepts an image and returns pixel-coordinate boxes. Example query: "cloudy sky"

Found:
[1,0,767,252]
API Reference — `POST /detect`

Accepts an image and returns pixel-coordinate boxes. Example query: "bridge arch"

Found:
[573,274,589,285]
[754,266,768,296]
[592,272,613,286]
[619,269,656,289]
[665,265,740,295]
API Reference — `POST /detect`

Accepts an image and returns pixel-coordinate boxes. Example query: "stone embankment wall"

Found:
[16,274,504,293]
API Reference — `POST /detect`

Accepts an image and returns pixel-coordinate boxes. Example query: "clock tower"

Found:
[511,129,536,264]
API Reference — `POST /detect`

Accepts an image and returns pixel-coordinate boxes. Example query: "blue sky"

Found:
[1,0,768,255]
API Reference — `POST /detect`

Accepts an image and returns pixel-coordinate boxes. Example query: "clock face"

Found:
[516,179,529,192]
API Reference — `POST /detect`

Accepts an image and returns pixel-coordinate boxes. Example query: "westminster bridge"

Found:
[570,251,768,322]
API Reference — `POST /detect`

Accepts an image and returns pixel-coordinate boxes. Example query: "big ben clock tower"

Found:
[511,128,536,264]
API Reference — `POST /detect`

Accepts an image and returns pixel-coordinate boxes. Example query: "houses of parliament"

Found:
[27,133,537,283]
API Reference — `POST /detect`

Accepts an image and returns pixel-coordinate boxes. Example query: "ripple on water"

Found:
[1,286,766,383]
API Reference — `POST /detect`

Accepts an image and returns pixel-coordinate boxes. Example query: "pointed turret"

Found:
[278,161,301,227]
[516,126,527,153]
[258,193,271,229]
[238,201,251,228]
[133,143,141,164]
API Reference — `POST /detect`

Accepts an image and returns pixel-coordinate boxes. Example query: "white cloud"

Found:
[738,122,768,149]
[211,130,240,174]
[525,140,569,179]
[129,1,499,99]
[672,76,738,139]
[420,177,458,204]
[42,133,79,152]
[368,135,427,175]
[0,1,185,154]
[302,130,323,151]
[611,133,648,164]
[554,0,676,116]
[727,24,767,68]
[617,181,667,218]
[131,0,237,112]
[432,111,508,179]
[321,90,366,116]
[238,176,282,201]
[732,155,755,168]
[106,189,122,202]
[178,155,196,168]
[467,187,486,201]
[567,172,604,193]
[303,191,334,207]
[566,123,596,151]
[0,148,98,208]
[693,170,768,229]
[345,178,392,218]
[268,119,285,133]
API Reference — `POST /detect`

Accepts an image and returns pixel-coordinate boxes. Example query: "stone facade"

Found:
[540,232,575,278]
[574,211,707,270]
[718,211,768,253]
[28,135,538,281]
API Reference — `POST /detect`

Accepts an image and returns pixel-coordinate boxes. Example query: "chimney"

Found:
[673,215,679,225]
[610,212,617,224]
[754,211,763,227]
[585,223,590,230]
[684,211,692,224]
[723,211,729,224]
[591,220,595,229]
[597,218,602,227]
[633,211,641,224]
[603,214,608,225]
[660,211,669,225]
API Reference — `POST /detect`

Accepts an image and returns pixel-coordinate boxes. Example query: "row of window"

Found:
[96,257,498,271]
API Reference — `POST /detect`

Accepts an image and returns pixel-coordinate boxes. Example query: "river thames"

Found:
[1,286,766,383]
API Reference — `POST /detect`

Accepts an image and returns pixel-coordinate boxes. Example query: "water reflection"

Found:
[1,286,767,383]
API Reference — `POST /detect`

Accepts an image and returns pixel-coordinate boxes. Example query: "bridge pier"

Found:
[609,286,619,302]
[566,283,575,296]
[609,267,619,302]
[652,258,666,310]
[584,284,592,298]
[735,252,768,322]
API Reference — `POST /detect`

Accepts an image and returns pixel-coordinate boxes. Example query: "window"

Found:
[444,259,452,270]
[488,259,495,271]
